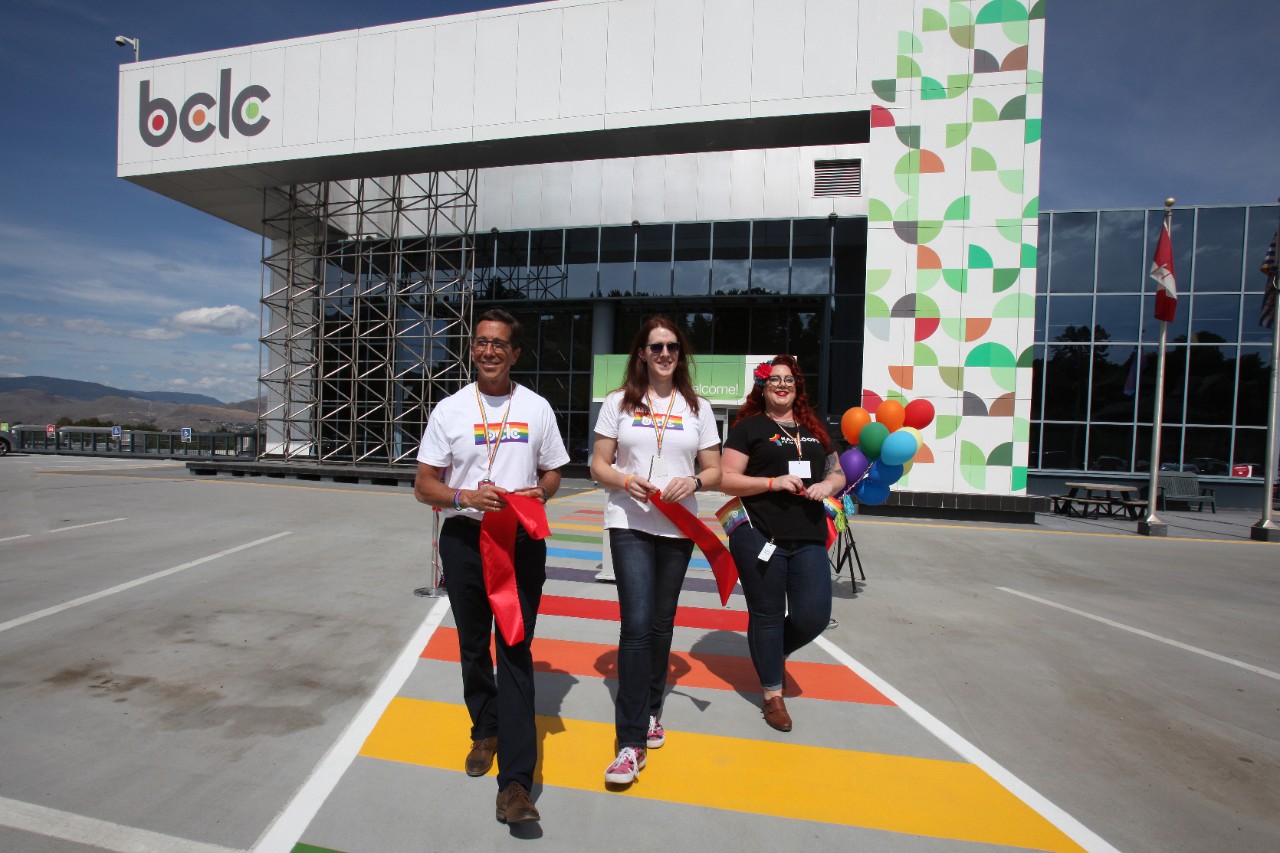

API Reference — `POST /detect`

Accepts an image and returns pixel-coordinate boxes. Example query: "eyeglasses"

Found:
[766,376,796,387]
[472,337,513,353]
[646,342,681,355]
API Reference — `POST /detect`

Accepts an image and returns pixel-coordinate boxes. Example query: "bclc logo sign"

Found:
[138,69,270,148]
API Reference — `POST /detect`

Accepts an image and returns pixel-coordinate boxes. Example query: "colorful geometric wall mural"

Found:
[863,0,1045,495]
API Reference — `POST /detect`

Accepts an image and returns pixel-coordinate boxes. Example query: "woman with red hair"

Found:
[720,355,844,732]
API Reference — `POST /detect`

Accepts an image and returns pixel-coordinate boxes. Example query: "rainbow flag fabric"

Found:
[715,497,751,536]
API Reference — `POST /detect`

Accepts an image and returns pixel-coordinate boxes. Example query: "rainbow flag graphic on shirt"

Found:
[715,497,751,536]
[631,413,684,430]
[472,422,530,445]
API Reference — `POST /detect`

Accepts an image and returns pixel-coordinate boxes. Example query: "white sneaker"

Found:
[604,746,646,784]
[646,716,666,749]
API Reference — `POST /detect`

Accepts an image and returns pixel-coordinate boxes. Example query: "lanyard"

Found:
[475,382,516,481]
[772,418,804,459]
[644,389,677,458]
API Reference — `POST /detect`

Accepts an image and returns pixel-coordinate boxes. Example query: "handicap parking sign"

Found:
[111,425,121,438]
[181,427,192,443]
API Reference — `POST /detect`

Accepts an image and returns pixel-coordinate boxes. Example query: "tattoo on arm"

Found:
[824,453,839,477]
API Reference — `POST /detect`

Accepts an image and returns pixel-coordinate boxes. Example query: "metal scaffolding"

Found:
[258,171,477,465]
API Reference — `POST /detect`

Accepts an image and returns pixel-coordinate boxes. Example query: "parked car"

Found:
[0,427,15,456]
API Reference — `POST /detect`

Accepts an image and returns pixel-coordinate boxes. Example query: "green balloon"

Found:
[858,422,890,461]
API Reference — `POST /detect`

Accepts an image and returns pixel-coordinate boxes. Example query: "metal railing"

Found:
[12,427,258,459]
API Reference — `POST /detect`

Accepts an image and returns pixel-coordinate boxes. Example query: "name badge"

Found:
[650,455,668,479]
[757,541,776,562]
[788,460,811,479]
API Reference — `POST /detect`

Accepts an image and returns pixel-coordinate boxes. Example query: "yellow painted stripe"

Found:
[361,697,1082,852]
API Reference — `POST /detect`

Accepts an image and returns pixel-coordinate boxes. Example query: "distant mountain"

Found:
[0,376,225,407]
[0,390,257,432]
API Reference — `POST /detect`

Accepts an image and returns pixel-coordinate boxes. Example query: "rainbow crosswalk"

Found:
[292,494,1087,852]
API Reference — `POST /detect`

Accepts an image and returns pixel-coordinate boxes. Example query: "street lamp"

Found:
[114,35,140,63]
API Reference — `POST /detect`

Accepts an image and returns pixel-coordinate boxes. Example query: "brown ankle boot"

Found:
[763,696,792,732]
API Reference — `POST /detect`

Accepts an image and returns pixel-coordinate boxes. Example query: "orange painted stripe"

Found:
[539,594,748,631]
[421,627,893,705]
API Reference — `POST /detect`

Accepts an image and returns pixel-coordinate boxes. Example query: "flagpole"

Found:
[1250,202,1280,543]
[1140,198,1176,537]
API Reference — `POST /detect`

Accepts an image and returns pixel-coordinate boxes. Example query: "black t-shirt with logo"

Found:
[724,413,829,542]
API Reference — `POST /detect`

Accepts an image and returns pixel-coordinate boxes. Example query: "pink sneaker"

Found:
[604,746,646,784]
[646,716,666,749]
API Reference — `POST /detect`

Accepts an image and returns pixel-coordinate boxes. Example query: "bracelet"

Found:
[538,485,548,503]
[623,474,635,492]
[453,489,463,511]
[767,477,774,492]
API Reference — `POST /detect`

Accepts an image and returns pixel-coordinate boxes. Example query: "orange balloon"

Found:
[840,407,872,445]
[876,399,906,432]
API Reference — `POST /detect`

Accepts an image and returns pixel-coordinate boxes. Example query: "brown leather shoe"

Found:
[763,696,792,732]
[465,736,497,776]
[495,782,540,823]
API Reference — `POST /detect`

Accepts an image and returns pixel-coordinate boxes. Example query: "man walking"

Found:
[414,309,570,823]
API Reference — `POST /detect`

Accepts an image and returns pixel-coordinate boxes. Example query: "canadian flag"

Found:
[1150,217,1177,322]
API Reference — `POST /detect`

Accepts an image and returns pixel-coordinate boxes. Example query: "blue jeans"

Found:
[609,528,695,748]
[728,525,832,691]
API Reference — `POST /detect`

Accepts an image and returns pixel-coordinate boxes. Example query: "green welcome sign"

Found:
[592,354,775,406]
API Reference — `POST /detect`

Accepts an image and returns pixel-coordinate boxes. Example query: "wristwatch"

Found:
[692,476,703,491]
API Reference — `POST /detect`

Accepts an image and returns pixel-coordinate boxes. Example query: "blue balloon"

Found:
[868,461,904,485]
[879,430,919,466]
[853,478,890,505]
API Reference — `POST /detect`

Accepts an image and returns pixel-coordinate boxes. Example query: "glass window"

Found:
[1094,295,1141,342]
[565,227,598,297]
[1182,427,1232,474]
[1241,206,1279,342]
[1183,345,1236,425]
[673,223,710,296]
[1134,425,1184,471]
[1095,210,1146,293]
[1233,428,1268,475]
[832,219,866,296]
[1034,292,1047,341]
[570,311,592,370]
[713,306,751,354]
[538,312,572,371]
[1048,212,1096,293]
[683,312,714,355]
[751,220,790,294]
[1235,345,1272,426]
[1135,345,1187,424]
[712,221,750,294]
[1189,293,1241,342]
[827,341,861,416]
[1089,344,1139,422]
[1140,293,1190,341]
[789,312,821,375]
[1045,295,1094,341]
[751,306,790,355]
[527,230,564,299]
[792,219,832,295]
[1041,345,1091,420]
[1036,213,1050,294]
[635,224,672,296]
[1029,343,1047,420]
[494,231,528,297]
[1039,423,1086,470]
[1191,207,1245,293]
[598,226,634,296]
[1086,424,1134,473]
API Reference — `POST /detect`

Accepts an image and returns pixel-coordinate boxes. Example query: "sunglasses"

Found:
[646,342,681,355]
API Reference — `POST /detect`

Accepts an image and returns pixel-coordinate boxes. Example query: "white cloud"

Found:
[170,305,256,335]
[0,354,23,365]
[230,342,254,352]
[63,318,118,336]
[130,327,185,341]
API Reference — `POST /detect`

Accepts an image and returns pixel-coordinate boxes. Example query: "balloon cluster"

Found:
[837,399,935,506]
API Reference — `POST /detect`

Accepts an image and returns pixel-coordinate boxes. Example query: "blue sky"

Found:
[1,1,1277,403]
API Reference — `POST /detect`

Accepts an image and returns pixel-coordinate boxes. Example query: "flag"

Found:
[1122,350,1138,396]
[1150,215,1177,322]
[1261,226,1278,330]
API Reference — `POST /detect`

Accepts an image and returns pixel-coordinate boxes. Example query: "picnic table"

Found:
[1051,482,1147,519]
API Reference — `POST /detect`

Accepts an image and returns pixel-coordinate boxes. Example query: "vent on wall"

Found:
[813,159,862,197]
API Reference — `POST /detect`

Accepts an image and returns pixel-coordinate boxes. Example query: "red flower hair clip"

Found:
[753,362,773,386]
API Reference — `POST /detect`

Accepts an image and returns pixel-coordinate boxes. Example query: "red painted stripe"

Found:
[421,627,893,706]
[539,594,748,632]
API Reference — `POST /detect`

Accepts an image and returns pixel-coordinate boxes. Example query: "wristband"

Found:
[623,474,635,492]
[453,489,463,511]
[768,477,774,492]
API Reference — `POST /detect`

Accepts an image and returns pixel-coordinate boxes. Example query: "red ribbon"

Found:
[650,494,739,606]
[478,493,551,647]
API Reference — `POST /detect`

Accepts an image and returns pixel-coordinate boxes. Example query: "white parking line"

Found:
[0,795,242,853]
[49,517,128,533]
[252,596,452,853]
[0,532,293,634]
[999,587,1280,681]
[0,534,31,543]
[816,635,1120,853]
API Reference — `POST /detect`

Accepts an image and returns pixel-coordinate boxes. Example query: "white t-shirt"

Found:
[594,388,720,537]
[417,382,570,520]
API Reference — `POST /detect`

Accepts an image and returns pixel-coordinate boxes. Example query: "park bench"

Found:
[1156,471,1216,513]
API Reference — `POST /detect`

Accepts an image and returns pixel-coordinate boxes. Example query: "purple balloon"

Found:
[840,447,871,483]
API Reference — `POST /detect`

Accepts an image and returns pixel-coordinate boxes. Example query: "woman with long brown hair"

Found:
[720,355,844,732]
[590,315,722,785]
